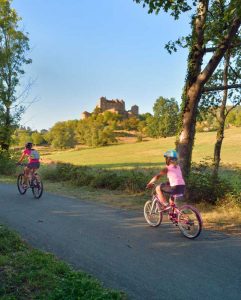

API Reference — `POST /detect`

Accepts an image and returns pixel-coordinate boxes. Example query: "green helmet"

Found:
[164,149,178,159]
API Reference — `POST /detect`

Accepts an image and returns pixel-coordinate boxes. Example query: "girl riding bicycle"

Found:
[146,149,185,208]
[17,142,40,188]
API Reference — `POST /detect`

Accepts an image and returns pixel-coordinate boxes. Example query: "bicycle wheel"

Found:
[17,174,27,195]
[144,199,163,227]
[177,205,202,239]
[31,174,43,199]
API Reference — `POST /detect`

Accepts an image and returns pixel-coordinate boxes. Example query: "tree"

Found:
[153,97,179,137]
[200,47,241,177]
[31,131,45,146]
[0,0,31,150]
[145,97,179,138]
[47,121,78,149]
[134,0,241,177]
[76,118,117,147]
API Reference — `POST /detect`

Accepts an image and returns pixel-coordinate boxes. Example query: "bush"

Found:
[0,150,18,175]
[186,163,231,204]
[41,162,239,202]
[90,170,121,190]
[41,163,150,193]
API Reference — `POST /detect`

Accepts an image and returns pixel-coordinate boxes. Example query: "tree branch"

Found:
[203,83,241,92]
[226,100,241,115]
[204,42,241,53]
[198,17,241,84]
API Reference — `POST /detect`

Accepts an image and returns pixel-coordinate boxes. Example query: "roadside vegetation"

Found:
[1,128,240,234]
[0,224,125,299]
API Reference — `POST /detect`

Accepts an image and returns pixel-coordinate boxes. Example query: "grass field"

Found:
[41,127,241,169]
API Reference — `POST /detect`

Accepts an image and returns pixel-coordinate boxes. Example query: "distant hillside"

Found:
[41,127,241,169]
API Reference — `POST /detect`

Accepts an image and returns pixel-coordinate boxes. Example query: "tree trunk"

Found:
[0,107,11,151]
[213,52,230,178]
[178,15,241,178]
[177,0,208,177]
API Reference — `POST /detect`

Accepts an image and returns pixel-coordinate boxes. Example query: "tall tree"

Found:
[147,97,179,138]
[0,0,31,150]
[200,47,240,177]
[134,0,241,177]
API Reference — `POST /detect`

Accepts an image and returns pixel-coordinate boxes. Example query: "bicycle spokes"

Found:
[144,200,163,227]
[31,175,43,199]
[178,206,202,239]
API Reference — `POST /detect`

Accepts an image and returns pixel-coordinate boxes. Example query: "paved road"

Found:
[0,183,241,300]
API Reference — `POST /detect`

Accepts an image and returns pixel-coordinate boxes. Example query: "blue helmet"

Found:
[164,149,178,159]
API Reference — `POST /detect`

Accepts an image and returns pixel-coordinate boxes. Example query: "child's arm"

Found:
[17,152,25,164]
[146,168,167,188]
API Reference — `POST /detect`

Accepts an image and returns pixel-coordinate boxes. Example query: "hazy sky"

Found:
[12,0,191,131]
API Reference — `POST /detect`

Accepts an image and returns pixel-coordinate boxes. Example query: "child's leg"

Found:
[156,185,168,206]
[24,167,30,185]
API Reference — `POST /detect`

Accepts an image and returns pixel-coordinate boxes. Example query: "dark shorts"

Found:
[27,162,40,169]
[160,183,185,196]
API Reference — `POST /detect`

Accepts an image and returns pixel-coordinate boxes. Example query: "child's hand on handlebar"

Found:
[146,182,155,189]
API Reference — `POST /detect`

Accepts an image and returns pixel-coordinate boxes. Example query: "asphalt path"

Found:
[0,182,241,300]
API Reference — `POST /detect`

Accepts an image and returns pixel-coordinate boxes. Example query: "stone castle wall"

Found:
[98,97,126,114]
[81,97,139,119]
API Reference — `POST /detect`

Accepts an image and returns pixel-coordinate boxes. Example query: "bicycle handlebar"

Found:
[16,162,28,167]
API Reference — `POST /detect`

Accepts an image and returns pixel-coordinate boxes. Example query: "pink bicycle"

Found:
[144,184,202,239]
[17,163,43,199]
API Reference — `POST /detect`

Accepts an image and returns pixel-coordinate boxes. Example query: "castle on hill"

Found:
[81,97,139,119]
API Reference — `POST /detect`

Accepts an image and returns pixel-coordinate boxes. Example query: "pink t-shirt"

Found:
[167,164,185,186]
[23,149,39,163]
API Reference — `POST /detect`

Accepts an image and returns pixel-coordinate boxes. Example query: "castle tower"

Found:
[131,105,139,116]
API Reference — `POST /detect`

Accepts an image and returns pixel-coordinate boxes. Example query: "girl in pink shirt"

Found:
[17,142,40,188]
[146,149,185,207]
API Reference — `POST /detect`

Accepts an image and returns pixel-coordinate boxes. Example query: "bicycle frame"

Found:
[144,184,202,239]
[17,163,43,199]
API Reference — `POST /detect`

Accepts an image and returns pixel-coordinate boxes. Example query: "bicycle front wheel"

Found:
[17,174,27,195]
[144,200,163,227]
[177,205,202,239]
[31,174,43,199]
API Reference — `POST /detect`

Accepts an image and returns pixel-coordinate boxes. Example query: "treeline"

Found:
[12,100,241,149]
[11,97,180,148]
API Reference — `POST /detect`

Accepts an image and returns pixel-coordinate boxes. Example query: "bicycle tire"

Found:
[17,174,27,195]
[177,205,202,239]
[31,174,43,199]
[144,199,163,227]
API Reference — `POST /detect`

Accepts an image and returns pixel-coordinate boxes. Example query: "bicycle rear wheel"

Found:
[177,205,202,239]
[144,199,163,227]
[17,174,27,195]
[31,174,43,199]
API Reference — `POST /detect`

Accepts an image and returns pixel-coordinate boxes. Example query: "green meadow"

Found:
[42,127,241,169]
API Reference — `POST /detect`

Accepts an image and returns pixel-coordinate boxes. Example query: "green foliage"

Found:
[42,163,151,194]
[226,106,241,126]
[47,121,78,149]
[31,131,45,145]
[0,0,31,150]
[133,0,193,20]
[49,272,123,300]
[42,159,240,203]
[0,149,18,175]
[146,97,179,138]
[186,162,232,204]
[77,117,117,147]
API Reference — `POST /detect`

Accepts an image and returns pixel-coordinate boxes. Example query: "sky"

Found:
[12,0,191,131]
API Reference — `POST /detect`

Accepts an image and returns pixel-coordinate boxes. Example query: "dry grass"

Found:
[197,202,241,237]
